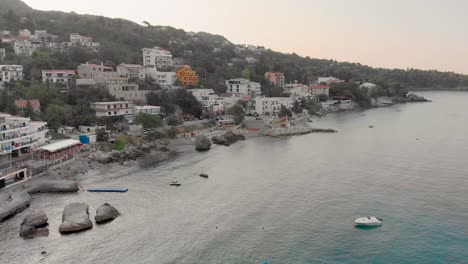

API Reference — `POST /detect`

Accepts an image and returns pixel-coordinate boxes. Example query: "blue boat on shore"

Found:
[87,188,128,193]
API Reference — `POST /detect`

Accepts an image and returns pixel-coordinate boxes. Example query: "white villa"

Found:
[225,78,262,96]
[142,46,173,70]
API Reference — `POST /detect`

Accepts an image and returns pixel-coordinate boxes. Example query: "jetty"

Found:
[264,127,337,137]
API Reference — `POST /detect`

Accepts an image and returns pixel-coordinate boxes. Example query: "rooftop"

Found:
[91,101,132,105]
[39,139,80,153]
[15,99,40,109]
[42,70,76,74]
[310,85,330,89]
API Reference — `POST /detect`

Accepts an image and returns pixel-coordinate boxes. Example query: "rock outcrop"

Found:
[406,94,431,102]
[27,180,79,194]
[95,203,120,224]
[59,203,93,233]
[195,136,211,151]
[212,131,245,146]
[20,210,49,239]
[0,191,31,222]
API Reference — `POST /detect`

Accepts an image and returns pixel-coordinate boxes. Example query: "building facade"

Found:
[172,65,199,87]
[225,78,262,96]
[106,78,148,104]
[91,101,135,117]
[77,63,119,85]
[310,85,330,97]
[317,76,345,85]
[265,72,285,87]
[42,70,75,87]
[0,65,23,83]
[142,47,173,69]
[135,105,161,115]
[189,89,225,115]
[254,97,293,116]
[13,40,38,56]
[117,64,146,80]
[144,68,177,87]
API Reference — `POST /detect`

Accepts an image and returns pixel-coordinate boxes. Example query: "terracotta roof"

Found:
[310,85,330,89]
[15,99,40,109]
[42,70,75,74]
[171,65,189,72]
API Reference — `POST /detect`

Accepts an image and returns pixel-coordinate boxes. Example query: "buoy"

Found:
[41,251,47,255]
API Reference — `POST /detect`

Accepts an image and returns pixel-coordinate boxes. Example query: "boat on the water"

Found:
[170,181,181,187]
[87,188,128,193]
[354,216,382,227]
[199,173,209,178]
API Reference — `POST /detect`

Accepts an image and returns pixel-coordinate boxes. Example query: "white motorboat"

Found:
[354,216,383,227]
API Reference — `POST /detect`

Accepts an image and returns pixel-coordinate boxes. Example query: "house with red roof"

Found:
[42,70,76,88]
[14,99,41,113]
[310,84,330,97]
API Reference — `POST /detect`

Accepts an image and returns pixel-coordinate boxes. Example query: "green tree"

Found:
[241,68,251,79]
[278,105,292,118]
[96,128,109,142]
[227,104,245,125]
[292,100,303,114]
[135,113,162,129]
[45,104,69,132]
[166,115,182,126]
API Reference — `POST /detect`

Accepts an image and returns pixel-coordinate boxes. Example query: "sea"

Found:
[1,91,467,264]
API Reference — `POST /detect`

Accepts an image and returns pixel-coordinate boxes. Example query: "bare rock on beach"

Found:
[212,131,245,146]
[20,210,49,239]
[59,203,93,234]
[195,135,212,151]
[95,203,120,224]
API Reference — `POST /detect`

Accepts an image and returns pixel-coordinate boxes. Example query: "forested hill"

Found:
[1,0,468,93]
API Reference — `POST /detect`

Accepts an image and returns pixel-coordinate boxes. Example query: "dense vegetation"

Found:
[0,0,467,129]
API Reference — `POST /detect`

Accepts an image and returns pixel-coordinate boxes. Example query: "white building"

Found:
[14,40,38,56]
[135,105,161,115]
[77,63,119,85]
[254,97,282,116]
[144,68,177,87]
[0,65,23,83]
[189,88,225,114]
[90,101,135,117]
[0,48,5,60]
[18,29,31,38]
[245,57,257,64]
[42,70,75,87]
[105,78,148,104]
[317,76,345,85]
[285,83,311,97]
[69,33,100,50]
[0,113,50,162]
[310,85,330,97]
[117,64,145,80]
[225,78,262,96]
[142,47,173,69]
[359,82,378,95]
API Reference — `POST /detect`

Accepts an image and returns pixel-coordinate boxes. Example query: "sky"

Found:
[21,0,468,74]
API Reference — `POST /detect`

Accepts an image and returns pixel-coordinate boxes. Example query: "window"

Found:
[108,112,111,115]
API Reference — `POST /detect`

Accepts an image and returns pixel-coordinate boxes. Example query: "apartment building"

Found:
[265,72,286,87]
[117,64,146,80]
[0,65,23,83]
[142,46,173,69]
[105,78,148,104]
[90,101,135,117]
[77,62,119,85]
[189,89,225,114]
[42,70,75,87]
[225,78,262,96]
[172,65,199,87]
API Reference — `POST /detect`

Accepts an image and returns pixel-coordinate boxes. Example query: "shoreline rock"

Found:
[59,203,93,234]
[195,136,211,151]
[20,210,49,239]
[212,131,246,146]
[95,203,120,224]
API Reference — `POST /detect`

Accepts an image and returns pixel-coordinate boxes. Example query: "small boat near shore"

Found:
[199,173,209,179]
[170,181,181,187]
[87,188,128,193]
[354,216,383,227]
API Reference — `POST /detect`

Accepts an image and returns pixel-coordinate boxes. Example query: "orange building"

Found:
[172,65,199,87]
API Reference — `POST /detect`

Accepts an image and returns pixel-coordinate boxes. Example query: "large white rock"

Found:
[59,203,93,233]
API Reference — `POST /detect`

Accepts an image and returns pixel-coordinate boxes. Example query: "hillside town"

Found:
[0,26,427,193]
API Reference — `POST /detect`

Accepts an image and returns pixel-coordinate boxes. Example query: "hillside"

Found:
[1,0,468,94]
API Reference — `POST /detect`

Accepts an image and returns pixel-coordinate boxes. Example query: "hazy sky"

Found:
[22,0,468,73]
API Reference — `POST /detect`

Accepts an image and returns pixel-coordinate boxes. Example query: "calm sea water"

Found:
[1,91,468,264]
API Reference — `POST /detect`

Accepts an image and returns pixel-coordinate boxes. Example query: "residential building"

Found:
[117,64,145,80]
[310,84,330,97]
[317,76,345,85]
[76,78,98,88]
[78,125,106,134]
[0,113,50,162]
[135,105,161,115]
[68,33,100,50]
[1,36,15,44]
[189,89,225,114]
[18,29,31,38]
[225,78,262,96]
[0,30,11,37]
[144,68,177,87]
[0,48,5,60]
[285,83,312,98]
[254,97,283,116]
[90,101,135,117]
[105,78,148,104]
[31,30,57,46]
[359,82,378,95]
[77,62,119,85]
[32,139,81,161]
[265,72,285,87]
[172,65,199,87]
[14,40,38,56]
[142,47,173,69]
[14,99,41,114]
[42,70,75,87]
[0,65,23,83]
